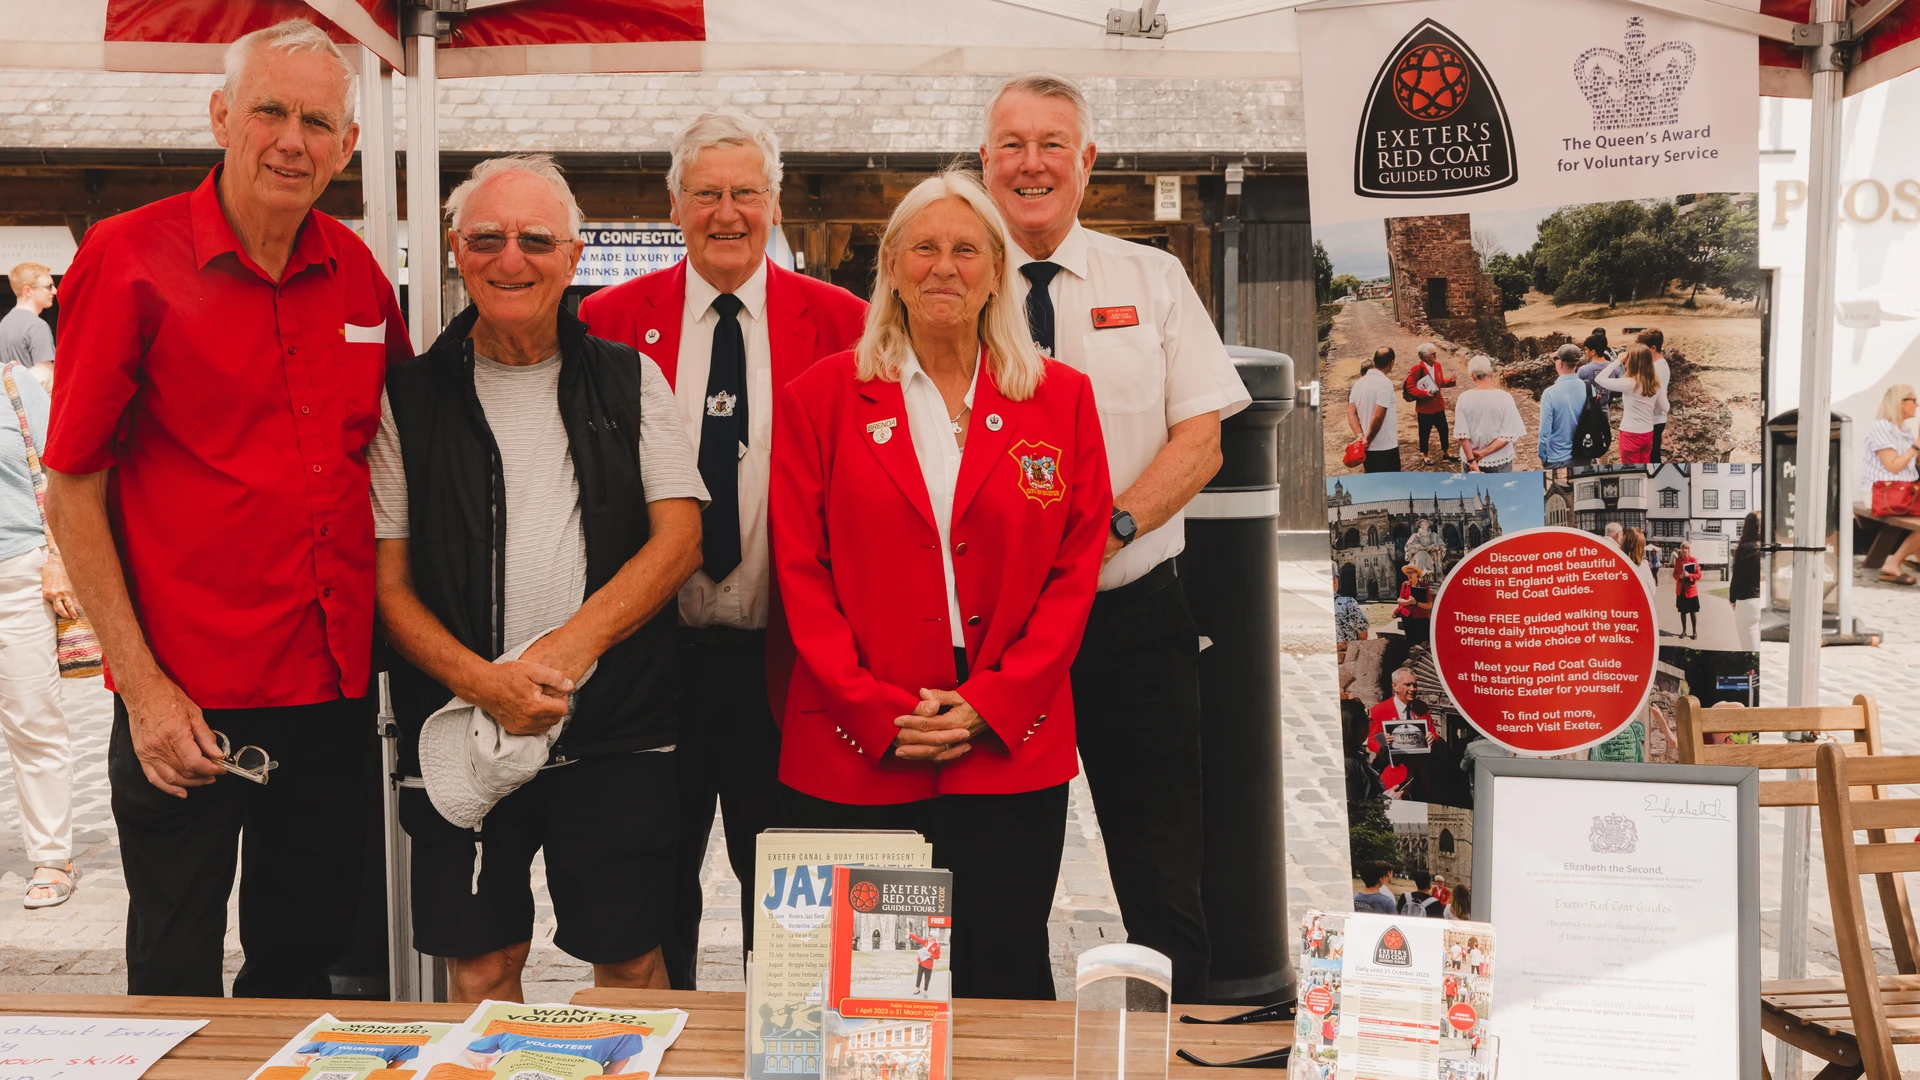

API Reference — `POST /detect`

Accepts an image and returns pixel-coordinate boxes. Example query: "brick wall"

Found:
[1383,213,1500,339]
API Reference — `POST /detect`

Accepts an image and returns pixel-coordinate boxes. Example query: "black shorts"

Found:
[401,749,678,964]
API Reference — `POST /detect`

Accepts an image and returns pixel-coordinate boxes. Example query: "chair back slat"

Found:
[1760,781,1818,808]
[1816,740,1913,1079]
[1846,799,1920,834]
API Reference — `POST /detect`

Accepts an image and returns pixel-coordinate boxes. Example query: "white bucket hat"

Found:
[417,631,596,831]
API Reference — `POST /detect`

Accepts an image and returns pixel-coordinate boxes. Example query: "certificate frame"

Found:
[1472,756,1761,1080]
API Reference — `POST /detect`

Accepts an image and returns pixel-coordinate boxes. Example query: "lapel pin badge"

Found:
[644,328,661,344]
[985,414,1003,432]
[867,417,898,445]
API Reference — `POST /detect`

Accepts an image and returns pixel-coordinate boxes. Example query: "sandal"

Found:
[1878,571,1918,586]
[23,863,75,910]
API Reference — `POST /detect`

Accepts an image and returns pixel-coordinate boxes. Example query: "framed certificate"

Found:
[1472,758,1760,1080]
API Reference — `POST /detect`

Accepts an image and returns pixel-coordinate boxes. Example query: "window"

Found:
[1702,490,1719,510]
[1438,829,1455,853]
[1731,490,1746,510]
[1659,489,1679,509]
[1623,477,1642,497]
[1730,463,1745,474]
[1577,482,1597,501]
[1706,520,1723,532]
[1426,277,1449,320]
[1702,463,1718,474]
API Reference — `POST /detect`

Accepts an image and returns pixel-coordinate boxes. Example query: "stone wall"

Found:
[1383,213,1503,340]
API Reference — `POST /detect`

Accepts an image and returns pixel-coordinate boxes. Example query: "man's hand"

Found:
[40,553,77,620]
[1103,533,1124,565]
[464,659,573,736]
[119,671,224,798]
[519,627,596,688]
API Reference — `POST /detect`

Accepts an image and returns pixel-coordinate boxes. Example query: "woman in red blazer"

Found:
[771,171,1110,1000]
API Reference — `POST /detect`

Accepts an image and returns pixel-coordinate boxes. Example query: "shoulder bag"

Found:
[2,364,103,678]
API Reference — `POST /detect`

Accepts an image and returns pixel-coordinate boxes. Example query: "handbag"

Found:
[2,364,103,678]
[1343,437,1368,467]
[1872,479,1920,518]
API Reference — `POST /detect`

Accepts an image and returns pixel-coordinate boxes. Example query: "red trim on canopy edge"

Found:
[444,0,705,50]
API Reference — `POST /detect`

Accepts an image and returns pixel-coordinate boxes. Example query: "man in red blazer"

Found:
[578,112,866,989]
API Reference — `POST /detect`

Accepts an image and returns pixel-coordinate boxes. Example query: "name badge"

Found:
[1091,305,1139,329]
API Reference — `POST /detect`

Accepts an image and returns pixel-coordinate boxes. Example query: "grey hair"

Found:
[1467,355,1495,380]
[1417,342,1438,359]
[222,19,357,125]
[666,112,784,200]
[444,154,585,237]
[983,72,1094,153]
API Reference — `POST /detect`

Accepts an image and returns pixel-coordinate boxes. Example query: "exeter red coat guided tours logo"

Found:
[848,880,881,913]
[1432,527,1657,755]
[1372,926,1412,967]
[1354,19,1516,198]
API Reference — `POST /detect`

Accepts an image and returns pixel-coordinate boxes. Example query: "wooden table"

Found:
[0,990,1292,1079]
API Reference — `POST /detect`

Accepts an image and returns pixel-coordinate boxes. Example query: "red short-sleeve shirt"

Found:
[43,166,412,709]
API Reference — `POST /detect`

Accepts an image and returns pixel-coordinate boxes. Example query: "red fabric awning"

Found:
[1760,0,1920,94]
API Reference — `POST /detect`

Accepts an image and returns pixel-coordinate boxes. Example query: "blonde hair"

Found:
[444,154,584,237]
[1878,383,1917,426]
[8,263,50,297]
[667,112,784,199]
[857,170,1046,402]
[1623,343,1659,399]
[222,19,356,124]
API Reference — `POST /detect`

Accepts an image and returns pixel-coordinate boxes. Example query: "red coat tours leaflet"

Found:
[823,866,955,1080]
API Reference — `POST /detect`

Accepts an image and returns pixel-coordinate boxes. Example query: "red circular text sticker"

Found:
[1448,1003,1477,1032]
[1432,527,1657,756]
[1304,986,1334,1017]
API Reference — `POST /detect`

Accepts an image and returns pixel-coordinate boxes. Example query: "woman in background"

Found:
[1673,541,1702,640]
[1861,383,1920,584]
[1730,512,1763,651]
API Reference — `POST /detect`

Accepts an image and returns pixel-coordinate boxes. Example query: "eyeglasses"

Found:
[455,230,574,256]
[678,186,772,209]
[27,282,53,294]
[212,731,279,785]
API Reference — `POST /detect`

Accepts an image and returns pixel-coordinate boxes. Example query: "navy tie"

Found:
[1020,261,1062,356]
[699,293,746,581]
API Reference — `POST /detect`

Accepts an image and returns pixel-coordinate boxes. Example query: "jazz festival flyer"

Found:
[248,1016,455,1079]
[747,830,931,1080]
[1291,912,1496,1080]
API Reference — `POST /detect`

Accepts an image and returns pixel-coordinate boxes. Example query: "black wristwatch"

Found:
[1110,508,1138,547]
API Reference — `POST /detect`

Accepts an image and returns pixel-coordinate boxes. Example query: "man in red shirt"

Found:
[42,21,410,997]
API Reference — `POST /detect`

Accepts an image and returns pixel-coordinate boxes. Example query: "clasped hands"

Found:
[893,689,986,762]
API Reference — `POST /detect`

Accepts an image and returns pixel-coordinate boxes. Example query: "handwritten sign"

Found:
[0,1016,205,1079]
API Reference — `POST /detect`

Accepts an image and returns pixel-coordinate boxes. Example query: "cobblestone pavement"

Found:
[1,554,1916,1076]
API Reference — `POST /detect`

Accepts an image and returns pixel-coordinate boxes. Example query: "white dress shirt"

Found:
[673,259,773,629]
[1010,224,1251,591]
[898,346,979,648]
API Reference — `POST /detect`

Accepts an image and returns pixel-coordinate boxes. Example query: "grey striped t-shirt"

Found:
[368,351,708,652]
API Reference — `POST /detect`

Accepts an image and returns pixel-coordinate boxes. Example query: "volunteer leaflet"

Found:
[1291,912,1496,1080]
[249,1016,454,1080]
[1486,775,1740,1079]
[423,1002,688,1079]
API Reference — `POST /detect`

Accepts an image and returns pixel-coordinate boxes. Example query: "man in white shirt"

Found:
[980,73,1252,1005]
[1347,347,1400,472]
[579,114,868,987]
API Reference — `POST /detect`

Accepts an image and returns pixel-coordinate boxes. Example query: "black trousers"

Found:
[1651,421,1667,463]
[1363,447,1401,473]
[1072,568,1212,1005]
[109,693,373,998]
[1416,411,1450,455]
[668,626,784,988]
[779,782,1069,1001]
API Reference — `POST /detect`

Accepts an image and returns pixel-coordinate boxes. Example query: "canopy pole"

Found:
[356,48,400,297]
[403,13,442,351]
[1779,2,1847,1077]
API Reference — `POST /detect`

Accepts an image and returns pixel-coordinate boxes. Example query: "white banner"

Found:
[1299,0,1757,225]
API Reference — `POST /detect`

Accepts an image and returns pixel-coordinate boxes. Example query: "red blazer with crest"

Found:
[578,258,868,710]
[771,350,1112,804]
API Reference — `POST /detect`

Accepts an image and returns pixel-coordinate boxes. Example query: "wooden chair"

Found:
[1675,695,1919,1078]
[1811,743,1920,1079]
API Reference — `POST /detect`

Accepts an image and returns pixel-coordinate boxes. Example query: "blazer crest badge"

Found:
[1009,439,1066,508]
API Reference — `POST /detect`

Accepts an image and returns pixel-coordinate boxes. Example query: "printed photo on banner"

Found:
[1549,463,1764,652]
[1318,193,1762,477]
[1332,472,1544,908]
